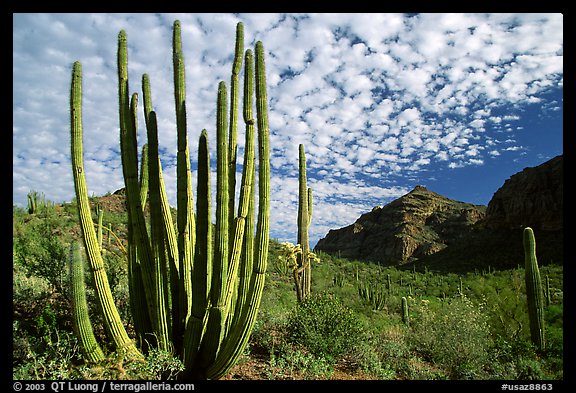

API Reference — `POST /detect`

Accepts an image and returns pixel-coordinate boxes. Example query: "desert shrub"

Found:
[13,323,81,380]
[124,348,185,380]
[347,330,401,380]
[267,346,334,379]
[286,292,364,363]
[409,295,492,379]
[13,211,68,293]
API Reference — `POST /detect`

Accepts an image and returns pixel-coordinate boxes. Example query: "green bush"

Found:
[13,211,68,293]
[286,292,364,363]
[13,324,81,380]
[409,295,492,379]
[267,346,334,379]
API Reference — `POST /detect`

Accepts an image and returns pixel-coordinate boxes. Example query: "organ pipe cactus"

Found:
[70,20,270,380]
[27,190,37,214]
[68,241,105,363]
[523,227,545,351]
[357,280,385,311]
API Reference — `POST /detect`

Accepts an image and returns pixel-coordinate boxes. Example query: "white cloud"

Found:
[13,13,563,243]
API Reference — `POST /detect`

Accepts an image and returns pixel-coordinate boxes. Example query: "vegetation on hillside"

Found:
[12,196,563,380]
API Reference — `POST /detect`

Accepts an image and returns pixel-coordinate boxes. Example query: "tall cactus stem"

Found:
[183,130,212,370]
[119,31,169,351]
[139,144,149,208]
[69,241,106,363]
[173,20,195,334]
[307,187,313,227]
[523,227,545,351]
[296,143,311,301]
[231,48,256,332]
[228,22,244,244]
[207,40,270,380]
[70,60,140,357]
[199,81,229,370]
[95,204,104,252]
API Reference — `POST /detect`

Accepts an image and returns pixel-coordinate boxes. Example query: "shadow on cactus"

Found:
[69,20,270,380]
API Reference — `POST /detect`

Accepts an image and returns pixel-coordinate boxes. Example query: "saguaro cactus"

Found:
[523,227,545,351]
[70,20,270,380]
[69,241,105,363]
[293,144,313,302]
[401,296,409,327]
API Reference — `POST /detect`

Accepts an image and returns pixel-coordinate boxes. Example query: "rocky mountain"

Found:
[315,155,563,272]
[485,155,562,231]
[315,185,486,265]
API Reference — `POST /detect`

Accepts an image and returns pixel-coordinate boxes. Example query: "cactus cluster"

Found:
[70,20,270,379]
[332,272,346,287]
[357,280,386,310]
[27,190,53,214]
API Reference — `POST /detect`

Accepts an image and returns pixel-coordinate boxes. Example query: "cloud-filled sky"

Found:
[13,13,563,247]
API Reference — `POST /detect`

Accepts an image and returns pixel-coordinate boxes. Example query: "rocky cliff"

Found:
[315,155,563,271]
[485,155,563,231]
[315,185,486,265]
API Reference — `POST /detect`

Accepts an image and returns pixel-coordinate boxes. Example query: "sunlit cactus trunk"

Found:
[523,227,545,351]
[70,20,270,380]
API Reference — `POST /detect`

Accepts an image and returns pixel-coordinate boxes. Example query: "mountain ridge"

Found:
[315,155,563,272]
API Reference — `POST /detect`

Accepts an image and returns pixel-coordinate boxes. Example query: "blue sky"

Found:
[13,13,563,247]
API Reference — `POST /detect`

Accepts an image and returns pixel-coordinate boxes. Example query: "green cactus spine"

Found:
[523,227,545,351]
[69,241,105,363]
[71,21,270,379]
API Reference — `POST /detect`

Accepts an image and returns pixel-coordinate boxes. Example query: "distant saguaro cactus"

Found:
[523,227,545,351]
[401,296,409,327]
